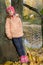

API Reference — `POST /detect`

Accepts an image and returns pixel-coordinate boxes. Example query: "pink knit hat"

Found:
[6,6,15,14]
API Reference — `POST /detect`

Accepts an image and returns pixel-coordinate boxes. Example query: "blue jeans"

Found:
[12,37,25,56]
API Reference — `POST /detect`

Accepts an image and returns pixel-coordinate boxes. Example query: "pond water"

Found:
[23,38,42,49]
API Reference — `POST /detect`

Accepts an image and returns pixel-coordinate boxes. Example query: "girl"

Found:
[5,6,29,64]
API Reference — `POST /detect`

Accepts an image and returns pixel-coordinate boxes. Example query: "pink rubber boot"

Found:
[20,55,29,63]
[24,55,29,63]
[20,56,25,63]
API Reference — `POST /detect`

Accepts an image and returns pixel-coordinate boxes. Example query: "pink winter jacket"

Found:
[5,14,24,39]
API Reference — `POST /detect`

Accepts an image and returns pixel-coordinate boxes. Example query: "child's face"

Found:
[8,10,14,16]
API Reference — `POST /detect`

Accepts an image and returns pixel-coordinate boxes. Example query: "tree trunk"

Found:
[11,0,23,17]
[0,0,19,63]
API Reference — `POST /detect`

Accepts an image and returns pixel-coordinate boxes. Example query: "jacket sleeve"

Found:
[19,18,23,28]
[5,18,12,39]
[19,18,24,36]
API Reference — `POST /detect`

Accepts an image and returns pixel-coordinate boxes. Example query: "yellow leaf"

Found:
[5,0,11,7]
[4,61,13,65]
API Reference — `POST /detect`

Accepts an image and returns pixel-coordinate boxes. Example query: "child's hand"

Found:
[6,33,12,39]
[8,36,12,39]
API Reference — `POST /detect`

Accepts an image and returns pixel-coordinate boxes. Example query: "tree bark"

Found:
[0,0,19,63]
[11,0,23,17]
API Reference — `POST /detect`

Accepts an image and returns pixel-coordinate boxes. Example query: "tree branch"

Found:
[23,3,42,17]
